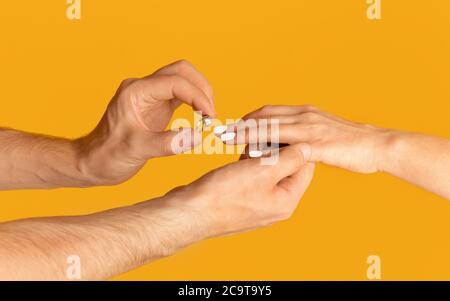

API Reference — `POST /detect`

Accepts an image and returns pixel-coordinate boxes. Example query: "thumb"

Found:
[267,143,312,182]
[277,162,315,198]
[154,128,202,156]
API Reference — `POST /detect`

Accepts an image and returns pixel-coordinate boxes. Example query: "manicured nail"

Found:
[196,116,213,132]
[203,117,213,128]
[221,132,236,142]
[213,125,227,135]
[249,150,263,158]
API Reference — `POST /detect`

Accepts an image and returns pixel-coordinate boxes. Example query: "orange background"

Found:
[1,0,450,280]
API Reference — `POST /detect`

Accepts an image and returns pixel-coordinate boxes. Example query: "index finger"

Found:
[152,60,214,104]
[133,74,216,118]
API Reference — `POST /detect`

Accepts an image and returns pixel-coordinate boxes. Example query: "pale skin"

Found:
[0,144,314,280]
[0,60,215,190]
[0,60,315,280]
[1,59,448,279]
[224,105,450,200]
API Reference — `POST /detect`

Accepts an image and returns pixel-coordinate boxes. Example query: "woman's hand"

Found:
[222,105,450,199]
[222,105,395,174]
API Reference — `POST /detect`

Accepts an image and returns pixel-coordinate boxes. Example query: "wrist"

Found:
[375,129,406,174]
[71,137,104,187]
[73,135,122,187]
[164,186,229,239]
[137,192,210,257]
[73,123,140,187]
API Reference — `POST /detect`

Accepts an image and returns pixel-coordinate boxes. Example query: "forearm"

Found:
[0,128,93,190]
[379,131,450,199]
[0,193,205,280]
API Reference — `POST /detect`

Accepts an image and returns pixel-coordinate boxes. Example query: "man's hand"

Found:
[0,144,314,280]
[0,60,215,190]
[76,60,216,185]
[168,143,315,237]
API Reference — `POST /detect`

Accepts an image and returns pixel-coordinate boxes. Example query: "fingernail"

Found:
[213,125,227,135]
[249,150,263,158]
[203,117,213,128]
[196,116,213,132]
[299,144,312,161]
[221,132,236,142]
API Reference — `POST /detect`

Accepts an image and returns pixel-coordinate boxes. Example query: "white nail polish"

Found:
[249,150,263,158]
[221,132,236,142]
[213,125,227,135]
[203,117,213,128]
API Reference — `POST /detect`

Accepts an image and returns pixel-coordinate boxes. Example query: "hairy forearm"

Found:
[379,131,450,199]
[0,128,93,190]
[0,193,205,280]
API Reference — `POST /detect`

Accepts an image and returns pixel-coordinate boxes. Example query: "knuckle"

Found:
[263,104,276,110]
[119,78,136,90]
[257,105,273,115]
[119,80,139,97]
[301,112,321,122]
[308,123,328,137]
[166,74,184,85]
[362,123,376,129]
[302,104,318,112]
[174,59,192,70]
